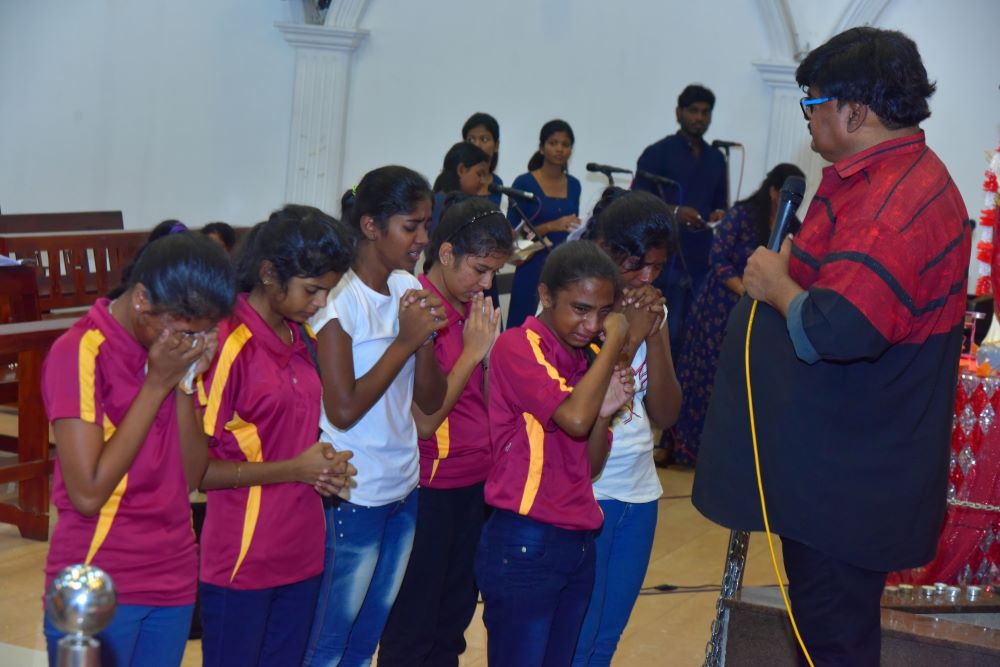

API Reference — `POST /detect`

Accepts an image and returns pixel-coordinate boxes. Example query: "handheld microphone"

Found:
[767,175,806,252]
[636,170,679,188]
[586,162,633,176]
[488,183,536,202]
[711,139,743,149]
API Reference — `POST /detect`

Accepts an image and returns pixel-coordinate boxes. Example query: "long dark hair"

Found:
[341,166,432,231]
[584,187,677,262]
[462,112,500,173]
[527,119,575,172]
[424,195,513,272]
[736,163,806,245]
[124,232,235,320]
[432,142,490,194]
[236,205,355,292]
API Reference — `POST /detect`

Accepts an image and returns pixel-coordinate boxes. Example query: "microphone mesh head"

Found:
[781,176,806,207]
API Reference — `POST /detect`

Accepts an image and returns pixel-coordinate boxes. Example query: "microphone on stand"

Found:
[711,139,743,150]
[767,175,806,252]
[488,183,536,202]
[636,170,680,188]
[586,162,633,176]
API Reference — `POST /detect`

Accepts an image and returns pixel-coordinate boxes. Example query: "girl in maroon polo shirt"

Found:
[197,206,357,667]
[475,240,636,667]
[42,233,235,667]
[380,196,513,666]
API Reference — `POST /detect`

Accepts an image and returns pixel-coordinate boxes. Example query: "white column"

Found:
[753,61,828,202]
[275,13,369,214]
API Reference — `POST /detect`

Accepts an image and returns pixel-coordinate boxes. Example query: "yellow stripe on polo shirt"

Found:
[77,329,106,423]
[85,415,126,564]
[517,412,546,516]
[202,324,253,437]
[525,330,573,393]
[428,417,451,484]
[226,412,264,582]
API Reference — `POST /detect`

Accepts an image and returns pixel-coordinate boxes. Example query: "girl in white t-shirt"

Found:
[574,188,683,666]
[304,166,448,666]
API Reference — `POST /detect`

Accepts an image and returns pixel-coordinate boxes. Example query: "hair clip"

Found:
[351,184,358,197]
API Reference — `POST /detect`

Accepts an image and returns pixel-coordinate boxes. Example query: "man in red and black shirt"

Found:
[693,27,971,666]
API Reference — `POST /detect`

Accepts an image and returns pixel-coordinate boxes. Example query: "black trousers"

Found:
[379,482,486,667]
[780,537,888,667]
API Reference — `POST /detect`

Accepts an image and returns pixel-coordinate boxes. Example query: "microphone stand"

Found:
[654,182,693,297]
[716,144,732,208]
[508,196,553,250]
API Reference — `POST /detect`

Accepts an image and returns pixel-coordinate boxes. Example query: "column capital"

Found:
[274,22,369,52]
[752,61,800,90]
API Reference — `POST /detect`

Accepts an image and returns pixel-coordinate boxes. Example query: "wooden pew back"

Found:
[0,230,147,314]
[0,211,124,234]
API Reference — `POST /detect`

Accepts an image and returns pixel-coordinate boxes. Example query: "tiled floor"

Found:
[0,466,787,666]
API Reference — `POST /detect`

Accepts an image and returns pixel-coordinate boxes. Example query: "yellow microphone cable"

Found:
[745,298,815,667]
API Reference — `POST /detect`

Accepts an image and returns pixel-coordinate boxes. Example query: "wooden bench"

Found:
[0,211,123,234]
[0,230,147,316]
[0,318,76,540]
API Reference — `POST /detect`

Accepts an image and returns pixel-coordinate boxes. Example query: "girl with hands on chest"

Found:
[304,166,447,667]
[195,206,357,667]
[379,197,514,666]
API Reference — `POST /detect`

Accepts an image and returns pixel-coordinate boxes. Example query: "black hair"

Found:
[462,112,500,173]
[124,232,235,320]
[539,240,620,298]
[110,219,190,298]
[201,221,236,251]
[795,27,935,129]
[735,163,806,246]
[235,204,356,292]
[678,84,716,110]
[149,219,188,240]
[527,119,575,172]
[432,142,490,194]
[340,165,432,231]
[584,188,677,262]
[424,195,513,272]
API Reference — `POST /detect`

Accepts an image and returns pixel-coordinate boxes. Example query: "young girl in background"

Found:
[197,206,357,667]
[574,189,683,666]
[304,166,448,667]
[379,197,513,666]
[42,233,234,667]
[505,119,582,328]
[430,142,491,233]
[462,112,503,206]
[475,240,635,666]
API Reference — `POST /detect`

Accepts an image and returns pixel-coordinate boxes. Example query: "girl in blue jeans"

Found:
[573,189,682,666]
[304,166,447,666]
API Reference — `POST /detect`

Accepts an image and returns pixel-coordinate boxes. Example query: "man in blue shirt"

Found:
[634,84,728,467]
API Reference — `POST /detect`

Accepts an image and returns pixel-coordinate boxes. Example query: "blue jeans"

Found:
[572,499,657,666]
[303,490,418,667]
[475,509,596,667]
[200,575,321,667]
[44,603,193,667]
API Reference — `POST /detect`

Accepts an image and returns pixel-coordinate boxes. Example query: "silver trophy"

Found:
[46,564,117,667]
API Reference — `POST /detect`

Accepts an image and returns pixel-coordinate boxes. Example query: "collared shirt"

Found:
[309,269,421,506]
[485,316,606,531]
[416,274,491,488]
[198,294,325,589]
[634,132,728,283]
[694,131,972,571]
[43,299,197,606]
[633,131,727,218]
